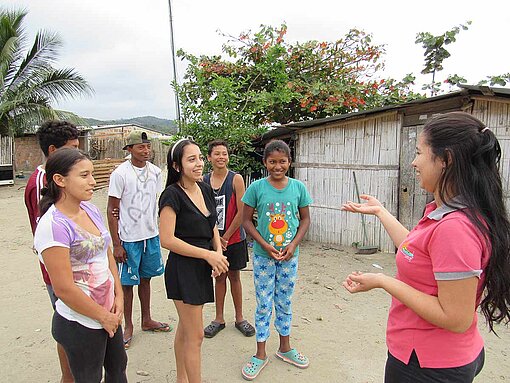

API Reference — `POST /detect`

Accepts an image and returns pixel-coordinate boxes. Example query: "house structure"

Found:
[13,123,171,174]
[259,85,510,252]
[82,124,171,162]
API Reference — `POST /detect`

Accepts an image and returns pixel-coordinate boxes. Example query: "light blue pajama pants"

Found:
[253,253,299,342]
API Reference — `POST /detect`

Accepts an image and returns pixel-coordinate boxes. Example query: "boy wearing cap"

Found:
[107,131,170,349]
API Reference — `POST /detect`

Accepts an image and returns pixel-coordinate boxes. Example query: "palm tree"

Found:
[0,8,92,136]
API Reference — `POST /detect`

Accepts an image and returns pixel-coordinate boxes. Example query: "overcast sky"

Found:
[3,0,509,120]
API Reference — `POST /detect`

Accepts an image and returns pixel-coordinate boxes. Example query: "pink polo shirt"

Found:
[387,201,489,368]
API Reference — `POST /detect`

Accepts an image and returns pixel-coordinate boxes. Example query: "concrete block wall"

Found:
[14,136,44,172]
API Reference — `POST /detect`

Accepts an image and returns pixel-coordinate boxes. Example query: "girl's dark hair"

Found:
[39,148,91,216]
[423,111,510,332]
[207,139,229,155]
[165,138,199,188]
[263,139,291,161]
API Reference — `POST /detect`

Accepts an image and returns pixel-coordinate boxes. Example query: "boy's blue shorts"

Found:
[118,235,164,286]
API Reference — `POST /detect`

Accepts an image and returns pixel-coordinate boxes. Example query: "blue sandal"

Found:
[275,348,309,369]
[242,356,268,380]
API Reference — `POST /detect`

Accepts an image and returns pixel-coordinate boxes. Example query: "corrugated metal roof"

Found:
[260,85,510,140]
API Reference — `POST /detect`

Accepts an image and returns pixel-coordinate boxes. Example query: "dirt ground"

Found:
[1,179,509,383]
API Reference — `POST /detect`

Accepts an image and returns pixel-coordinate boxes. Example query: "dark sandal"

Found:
[235,320,255,337]
[204,321,225,338]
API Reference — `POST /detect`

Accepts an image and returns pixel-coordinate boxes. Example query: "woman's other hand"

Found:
[342,271,385,293]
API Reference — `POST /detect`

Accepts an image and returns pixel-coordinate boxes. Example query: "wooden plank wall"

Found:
[0,135,13,165]
[92,159,126,189]
[294,112,400,252]
[88,135,168,169]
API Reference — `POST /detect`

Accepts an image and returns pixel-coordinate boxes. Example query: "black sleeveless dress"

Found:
[158,182,217,305]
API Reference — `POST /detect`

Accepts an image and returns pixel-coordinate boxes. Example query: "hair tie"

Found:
[481,127,490,133]
[170,138,188,161]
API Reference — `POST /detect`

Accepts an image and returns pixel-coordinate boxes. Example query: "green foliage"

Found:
[477,73,510,87]
[0,8,92,136]
[416,21,509,94]
[175,24,422,173]
[416,21,471,95]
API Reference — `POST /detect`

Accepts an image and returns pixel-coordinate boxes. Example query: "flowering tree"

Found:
[174,24,421,172]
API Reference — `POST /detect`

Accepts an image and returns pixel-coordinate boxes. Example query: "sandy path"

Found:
[0,181,508,382]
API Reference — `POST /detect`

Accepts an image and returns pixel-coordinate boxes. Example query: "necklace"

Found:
[210,171,227,196]
[130,160,149,183]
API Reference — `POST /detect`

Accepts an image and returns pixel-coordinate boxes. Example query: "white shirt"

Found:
[108,160,163,242]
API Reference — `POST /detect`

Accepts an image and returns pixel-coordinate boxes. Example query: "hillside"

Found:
[83,116,177,135]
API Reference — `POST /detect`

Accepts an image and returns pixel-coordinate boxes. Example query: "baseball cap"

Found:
[123,131,150,150]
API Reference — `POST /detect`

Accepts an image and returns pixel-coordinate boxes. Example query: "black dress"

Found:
[158,182,218,305]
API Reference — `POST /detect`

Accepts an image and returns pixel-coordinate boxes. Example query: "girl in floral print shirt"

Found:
[34,148,127,383]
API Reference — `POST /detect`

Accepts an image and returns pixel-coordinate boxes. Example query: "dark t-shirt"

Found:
[159,182,217,251]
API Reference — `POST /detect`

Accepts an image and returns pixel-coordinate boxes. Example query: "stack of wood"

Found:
[92,158,125,189]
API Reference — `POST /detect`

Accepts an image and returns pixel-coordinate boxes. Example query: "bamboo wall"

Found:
[293,98,510,253]
[471,98,510,206]
[294,112,400,253]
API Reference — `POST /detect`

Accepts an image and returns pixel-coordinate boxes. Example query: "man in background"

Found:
[107,131,170,349]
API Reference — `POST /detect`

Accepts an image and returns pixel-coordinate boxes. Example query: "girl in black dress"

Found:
[159,138,229,383]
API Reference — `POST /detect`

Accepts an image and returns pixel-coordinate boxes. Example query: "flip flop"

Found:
[204,321,225,338]
[275,348,309,369]
[242,356,268,381]
[123,336,132,350]
[142,322,173,332]
[235,320,255,337]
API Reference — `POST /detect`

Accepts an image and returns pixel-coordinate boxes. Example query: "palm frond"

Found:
[9,30,62,91]
[52,109,87,126]
[1,94,55,135]
[0,9,27,93]
[0,7,94,136]
[9,67,92,106]
[34,67,93,101]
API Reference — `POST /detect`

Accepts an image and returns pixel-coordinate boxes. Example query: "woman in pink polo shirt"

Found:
[342,112,510,382]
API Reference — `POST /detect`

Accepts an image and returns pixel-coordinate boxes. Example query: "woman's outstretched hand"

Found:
[342,271,385,293]
[342,194,383,216]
